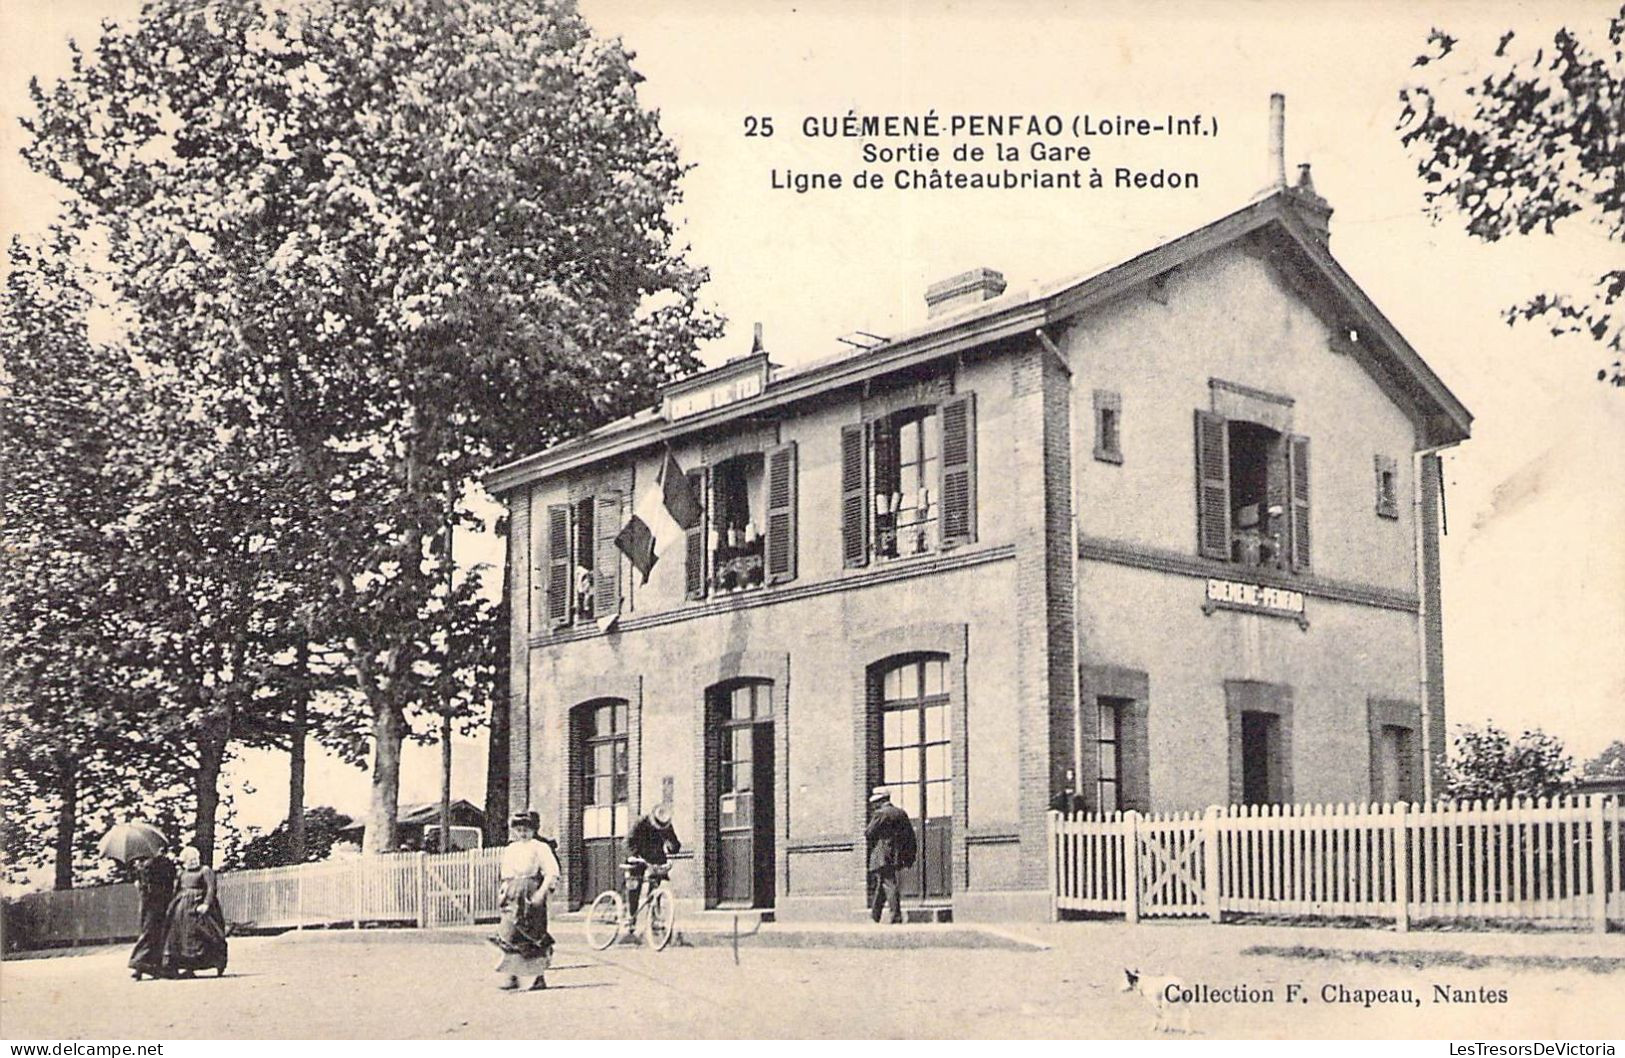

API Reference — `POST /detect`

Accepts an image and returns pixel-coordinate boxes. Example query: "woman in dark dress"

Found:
[128,851,177,980]
[162,846,228,977]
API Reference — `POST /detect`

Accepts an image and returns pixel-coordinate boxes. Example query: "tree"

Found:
[21,0,720,852]
[1399,6,1625,386]
[230,806,354,869]
[0,229,190,887]
[1582,739,1625,779]
[1445,724,1575,802]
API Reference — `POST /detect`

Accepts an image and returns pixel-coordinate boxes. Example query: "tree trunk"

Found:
[194,716,229,866]
[288,641,309,863]
[363,705,406,855]
[52,761,77,891]
[484,532,512,847]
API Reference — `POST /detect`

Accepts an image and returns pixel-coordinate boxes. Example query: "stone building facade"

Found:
[485,185,1472,922]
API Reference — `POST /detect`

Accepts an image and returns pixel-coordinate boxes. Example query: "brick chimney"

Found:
[925,267,1007,318]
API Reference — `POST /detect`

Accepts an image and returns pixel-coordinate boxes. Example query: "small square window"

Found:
[1093,390,1123,464]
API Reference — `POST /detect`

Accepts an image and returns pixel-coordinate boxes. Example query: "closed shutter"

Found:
[939,393,977,547]
[1194,410,1230,560]
[685,468,708,600]
[594,492,622,617]
[765,442,798,584]
[841,423,868,568]
[546,503,571,627]
[1288,435,1311,571]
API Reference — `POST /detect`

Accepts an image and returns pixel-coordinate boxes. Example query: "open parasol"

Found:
[97,822,169,862]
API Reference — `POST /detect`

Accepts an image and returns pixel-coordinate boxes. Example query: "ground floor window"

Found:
[1096,697,1130,813]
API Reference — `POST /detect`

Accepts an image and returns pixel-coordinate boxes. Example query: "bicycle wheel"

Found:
[644,887,675,951]
[584,890,625,951]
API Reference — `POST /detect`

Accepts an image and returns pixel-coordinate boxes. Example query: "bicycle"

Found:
[584,860,676,951]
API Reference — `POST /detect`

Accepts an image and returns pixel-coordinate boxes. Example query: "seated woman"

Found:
[162,845,228,978]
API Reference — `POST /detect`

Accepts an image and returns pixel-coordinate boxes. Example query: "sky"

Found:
[2,0,1621,840]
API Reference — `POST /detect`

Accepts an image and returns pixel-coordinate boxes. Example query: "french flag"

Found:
[615,449,703,584]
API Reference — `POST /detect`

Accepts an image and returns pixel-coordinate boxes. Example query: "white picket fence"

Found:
[1050,795,1625,931]
[8,847,506,948]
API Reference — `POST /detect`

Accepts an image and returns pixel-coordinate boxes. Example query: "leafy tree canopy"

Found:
[1400,6,1625,386]
[1582,739,1625,779]
[1445,724,1575,802]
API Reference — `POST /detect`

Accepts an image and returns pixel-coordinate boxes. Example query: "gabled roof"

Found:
[485,189,1471,495]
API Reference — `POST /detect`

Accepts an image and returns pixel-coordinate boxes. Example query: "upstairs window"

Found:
[875,408,940,560]
[1374,454,1399,520]
[1195,410,1309,573]
[1093,389,1123,464]
[711,453,766,593]
[843,393,976,568]
[546,491,624,628]
[684,443,798,601]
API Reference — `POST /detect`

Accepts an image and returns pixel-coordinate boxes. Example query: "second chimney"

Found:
[925,267,1007,318]
[1268,92,1287,190]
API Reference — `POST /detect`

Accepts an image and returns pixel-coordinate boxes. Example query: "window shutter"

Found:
[939,393,977,548]
[594,492,622,617]
[840,423,868,568]
[545,504,571,627]
[1288,434,1311,571]
[765,442,798,584]
[685,468,708,600]
[1194,410,1230,560]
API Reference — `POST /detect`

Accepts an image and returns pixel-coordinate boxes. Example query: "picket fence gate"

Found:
[1050,795,1625,931]
[7,847,507,948]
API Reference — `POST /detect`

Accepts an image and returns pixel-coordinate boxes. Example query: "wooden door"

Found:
[715,682,775,907]
[578,700,628,902]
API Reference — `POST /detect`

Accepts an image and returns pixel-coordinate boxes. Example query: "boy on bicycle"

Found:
[624,802,681,924]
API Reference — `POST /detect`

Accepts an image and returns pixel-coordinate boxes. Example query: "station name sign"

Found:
[662,353,770,422]
[1203,577,1307,626]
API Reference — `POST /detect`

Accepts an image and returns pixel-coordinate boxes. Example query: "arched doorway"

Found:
[872,654,952,901]
[571,698,628,905]
[706,679,775,908]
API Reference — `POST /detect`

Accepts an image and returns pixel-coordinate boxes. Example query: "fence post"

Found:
[296,866,305,930]
[1046,810,1059,923]
[1125,810,1141,925]
[416,851,428,928]
[1590,796,1608,934]
[1393,802,1410,933]
[1203,805,1222,923]
[353,856,363,930]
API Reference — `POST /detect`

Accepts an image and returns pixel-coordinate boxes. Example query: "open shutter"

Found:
[841,423,869,568]
[545,504,571,627]
[1194,410,1230,560]
[765,442,798,584]
[1288,435,1311,571]
[594,492,622,618]
[939,393,977,547]
[684,468,708,600]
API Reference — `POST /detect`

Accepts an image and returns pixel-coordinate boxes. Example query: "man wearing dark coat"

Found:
[128,850,177,980]
[624,802,681,924]
[865,787,916,924]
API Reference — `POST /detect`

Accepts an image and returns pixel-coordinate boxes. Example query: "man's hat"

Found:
[510,810,540,830]
[869,787,891,803]
[651,803,672,826]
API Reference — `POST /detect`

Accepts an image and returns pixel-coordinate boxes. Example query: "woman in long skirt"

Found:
[162,846,228,978]
[128,851,177,980]
[491,811,559,991]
